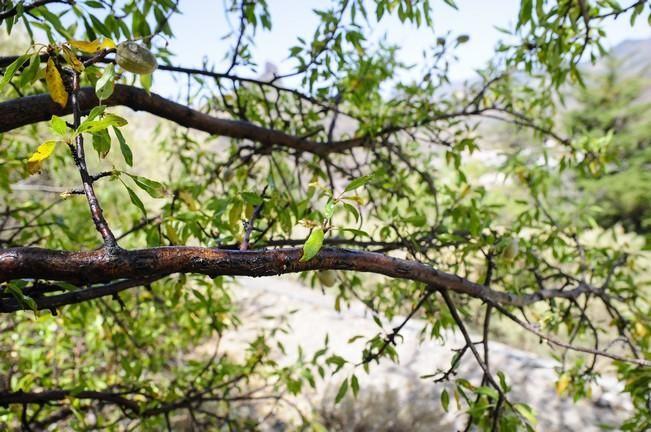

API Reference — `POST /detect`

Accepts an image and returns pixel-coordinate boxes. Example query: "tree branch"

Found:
[68,72,118,248]
[0,85,363,156]
[1,246,598,310]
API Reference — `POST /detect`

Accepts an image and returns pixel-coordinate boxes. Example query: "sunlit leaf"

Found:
[165,222,181,244]
[344,174,373,193]
[78,113,127,133]
[300,227,324,262]
[140,73,152,94]
[324,198,336,219]
[27,140,59,174]
[45,58,68,108]
[179,191,199,211]
[555,373,570,395]
[100,38,117,49]
[68,39,102,53]
[61,45,84,72]
[514,403,537,426]
[476,386,499,400]
[50,115,68,136]
[95,63,115,100]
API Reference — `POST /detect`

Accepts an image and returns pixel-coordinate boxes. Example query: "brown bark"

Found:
[0,85,363,156]
[0,246,591,310]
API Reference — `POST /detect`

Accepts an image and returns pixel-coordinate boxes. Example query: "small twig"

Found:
[595,0,647,19]
[240,185,268,250]
[359,286,437,365]
[440,289,513,429]
[492,301,651,367]
[225,0,247,75]
[69,71,118,248]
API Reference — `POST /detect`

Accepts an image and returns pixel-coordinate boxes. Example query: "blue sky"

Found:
[153,0,651,96]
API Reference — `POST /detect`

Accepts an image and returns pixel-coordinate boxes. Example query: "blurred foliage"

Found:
[566,57,651,245]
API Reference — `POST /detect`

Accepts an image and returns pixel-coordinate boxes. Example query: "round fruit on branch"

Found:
[115,41,157,75]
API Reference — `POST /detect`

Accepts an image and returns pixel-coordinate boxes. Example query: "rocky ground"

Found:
[204,276,633,431]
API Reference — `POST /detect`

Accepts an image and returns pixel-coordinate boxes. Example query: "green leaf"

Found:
[300,227,324,262]
[229,200,243,230]
[344,174,373,193]
[123,183,146,217]
[497,371,510,392]
[514,403,537,426]
[140,73,152,93]
[350,374,359,397]
[405,213,426,227]
[326,354,346,373]
[86,105,106,122]
[0,54,29,92]
[20,53,41,87]
[95,63,115,100]
[343,202,359,222]
[336,227,369,237]
[78,113,127,133]
[441,389,450,412]
[334,378,348,404]
[127,173,165,198]
[89,14,111,37]
[517,0,533,28]
[113,127,132,166]
[324,198,336,219]
[92,129,111,158]
[6,283,37,311]
[241,192,263,206]
[476,386,499,400]
[50,115,68,136]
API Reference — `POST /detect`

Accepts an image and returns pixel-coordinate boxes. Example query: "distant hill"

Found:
[587,37,651,102]
[609,37,651,76]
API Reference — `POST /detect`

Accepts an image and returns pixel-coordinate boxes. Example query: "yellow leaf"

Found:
[178,191,199,211]
[45,58,68,108]
[27,140,59,174]
[68,39,101,53]
[61,45,84,72]
[100,38,117,49]
[634,321,648,338]
[165,222,181,245]
[555,373,571,396]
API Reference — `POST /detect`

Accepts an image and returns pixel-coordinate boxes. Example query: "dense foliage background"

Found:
[0,0,650,430]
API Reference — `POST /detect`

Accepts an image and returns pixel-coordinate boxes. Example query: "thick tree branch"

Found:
[0,389,140,412]
[1,246,595,309]
[0,85,363,156]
